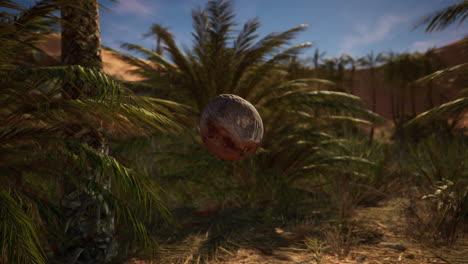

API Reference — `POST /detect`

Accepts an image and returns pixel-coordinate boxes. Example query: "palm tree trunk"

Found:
[56,1,117,263]
[369,69,376,143]
[427,81,434,108]
[156,37,162,55]
[410,84,416,116]
[61,0,102,71]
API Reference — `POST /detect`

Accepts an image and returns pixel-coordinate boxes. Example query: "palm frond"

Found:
[405,97,468,127]
[414,0,468,32]
[261,90,383,123]
[230,24,309,94]
[235,42,314,99]
[251,77,333,105]
[119,43,176,71]
[232,18,261,54]
[0,189,46,264]
[414,62,468,84]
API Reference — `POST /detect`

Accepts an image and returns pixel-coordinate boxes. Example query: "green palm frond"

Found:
[0,0,23,11]
[232,18,261,54]
[414,62,468,84]
[405,97,468,127]
[0,0,73,70]
[0,189,46,264]
[119,43,176,71]
[121,0,314,111]
[415,0,468,32]
[235,42,315,99]
[262,90,382,122]
[2,66,188,136]
[71,152,173,250]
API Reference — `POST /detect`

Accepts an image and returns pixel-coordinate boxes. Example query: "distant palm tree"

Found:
[312,48,326,78]
[382,50,401,123]
[339,54,355,93]
[144,24,171,56]
[420,48,444,109]
[358,51,384,142]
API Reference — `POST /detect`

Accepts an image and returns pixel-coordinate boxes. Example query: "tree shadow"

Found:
[152,207,302,263]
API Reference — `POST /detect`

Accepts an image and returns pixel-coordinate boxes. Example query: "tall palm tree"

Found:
[0,1,187,263]
[61,0,102,71]
[116,0,382,260]
[358,51,384,142]
[58,0,116,262]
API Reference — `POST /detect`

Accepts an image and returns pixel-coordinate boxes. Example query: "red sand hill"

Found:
[35,34,146,82]
[350,39,466,120]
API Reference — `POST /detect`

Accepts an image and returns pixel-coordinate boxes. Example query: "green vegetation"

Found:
[0,0,466,263]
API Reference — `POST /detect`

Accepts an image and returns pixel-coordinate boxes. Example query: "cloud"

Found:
[340,14,408,54]
[409,40,440,52]
[112,0,155,16]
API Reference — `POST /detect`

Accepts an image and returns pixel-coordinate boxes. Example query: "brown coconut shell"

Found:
[200,94,263,161]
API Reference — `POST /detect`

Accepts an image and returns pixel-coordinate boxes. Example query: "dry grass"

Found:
[125,196,468,264]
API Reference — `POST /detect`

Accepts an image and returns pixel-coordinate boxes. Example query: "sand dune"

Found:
[35,34,146,82]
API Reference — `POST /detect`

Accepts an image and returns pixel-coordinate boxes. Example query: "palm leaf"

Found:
[405,97,468,127]
[414,62,468,84]
[0,189,46,264]
[414,0,468,32]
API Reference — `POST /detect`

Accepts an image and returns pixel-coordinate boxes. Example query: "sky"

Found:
[16,0,468,61]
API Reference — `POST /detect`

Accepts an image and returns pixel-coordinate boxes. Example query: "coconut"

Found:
[200,94,263,161]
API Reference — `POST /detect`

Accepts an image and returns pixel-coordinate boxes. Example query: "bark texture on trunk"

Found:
[57,1,117,263]
[61,0,102,70]
[57,126,117,264]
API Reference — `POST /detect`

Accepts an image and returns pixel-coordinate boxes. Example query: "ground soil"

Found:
[127,197,468,264]
[217,198,467,264]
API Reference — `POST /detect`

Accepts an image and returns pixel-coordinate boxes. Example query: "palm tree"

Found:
[409,0,468,128]
[116,0,382,260]
[419,48,444,109]
[382,50,402,124]
[144,24,170,56]
[1,1,187,263]
[61,0,102,71]
[340,54,357,94]
[358,51,384,142]
[58,0,116,261]
[338,54,355,93]
[312,48,326,78]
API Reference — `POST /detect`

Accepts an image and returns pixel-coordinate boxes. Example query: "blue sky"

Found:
[17,0,468,60]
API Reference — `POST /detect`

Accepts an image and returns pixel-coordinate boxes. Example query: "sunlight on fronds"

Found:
[405,97,468,127]
[414,62,468,84]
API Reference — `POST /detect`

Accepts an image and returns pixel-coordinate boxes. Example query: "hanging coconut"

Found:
[200,94,264,161]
